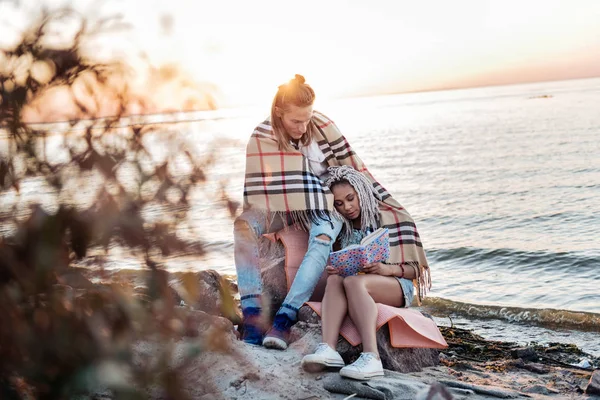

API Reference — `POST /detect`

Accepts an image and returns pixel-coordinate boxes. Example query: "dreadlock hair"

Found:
[325,165,382,247]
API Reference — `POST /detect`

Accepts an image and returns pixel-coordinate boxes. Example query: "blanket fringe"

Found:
[404,261,431,306]
[384,261,431,305]
[274,209,333,231]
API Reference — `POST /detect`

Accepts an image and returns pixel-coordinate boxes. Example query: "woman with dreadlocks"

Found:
[301,166,417,380]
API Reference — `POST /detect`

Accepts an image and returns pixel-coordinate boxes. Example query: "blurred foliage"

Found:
[0,6,238,399]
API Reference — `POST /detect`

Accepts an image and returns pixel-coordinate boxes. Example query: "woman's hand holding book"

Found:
[325,265,339,275]
[362,262,395,276]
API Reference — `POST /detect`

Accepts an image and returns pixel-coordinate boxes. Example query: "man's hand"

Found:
[362,262,394,276]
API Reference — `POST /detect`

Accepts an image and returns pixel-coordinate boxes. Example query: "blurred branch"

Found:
[0,5,237,399]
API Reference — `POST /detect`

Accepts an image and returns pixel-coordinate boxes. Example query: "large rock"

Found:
[586,369,600,395]
[171,269,241,325]
[295,305,440,373]
[321,374,459,400]
[178,307,236,341]
[195,269,225,315]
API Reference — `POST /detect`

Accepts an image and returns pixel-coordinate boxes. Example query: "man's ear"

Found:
[274,106,283,118]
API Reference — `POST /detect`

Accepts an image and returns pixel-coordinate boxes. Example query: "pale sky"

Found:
[2,0,600,109]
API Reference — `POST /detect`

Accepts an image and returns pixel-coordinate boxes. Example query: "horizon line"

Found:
[19,75,600,126]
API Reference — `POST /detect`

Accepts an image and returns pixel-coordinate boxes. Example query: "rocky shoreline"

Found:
[61,267,599,399]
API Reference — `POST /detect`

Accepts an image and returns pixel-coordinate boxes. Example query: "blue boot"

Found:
[263,313,295,350]
[241,307,263,345]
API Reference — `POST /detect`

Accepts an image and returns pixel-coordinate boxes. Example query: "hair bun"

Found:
[293,74,306,85]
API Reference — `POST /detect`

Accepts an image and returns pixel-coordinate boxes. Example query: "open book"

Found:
[330,228,390,277]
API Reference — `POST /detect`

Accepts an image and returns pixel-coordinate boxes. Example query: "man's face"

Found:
[279,104,313,140]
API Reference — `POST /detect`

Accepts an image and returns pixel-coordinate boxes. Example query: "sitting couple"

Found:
[234,75,430,380]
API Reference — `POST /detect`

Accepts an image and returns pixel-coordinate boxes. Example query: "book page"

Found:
[360,227,386,246]
[362,228,390,265]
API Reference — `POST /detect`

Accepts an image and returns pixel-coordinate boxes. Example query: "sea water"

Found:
[2,77,599,356]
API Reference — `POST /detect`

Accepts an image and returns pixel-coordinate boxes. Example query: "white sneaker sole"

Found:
[301,357,345,372]
[262,336,288,350]
[339,368,384,380]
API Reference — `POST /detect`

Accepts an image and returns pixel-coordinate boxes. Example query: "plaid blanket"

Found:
[243,111,431,301]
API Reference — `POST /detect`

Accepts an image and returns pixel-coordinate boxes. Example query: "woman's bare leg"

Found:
[343,275,404,355]
[321,274,347,348]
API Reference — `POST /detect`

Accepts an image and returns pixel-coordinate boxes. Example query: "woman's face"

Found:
[279,104,313,140]
[332,183,361,221]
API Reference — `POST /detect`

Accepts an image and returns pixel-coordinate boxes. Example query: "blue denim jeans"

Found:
[234,209,343,320]
[397,277,415,307]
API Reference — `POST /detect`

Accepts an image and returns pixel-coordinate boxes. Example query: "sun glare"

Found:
[139,0,600,107]
[5,0,600,115]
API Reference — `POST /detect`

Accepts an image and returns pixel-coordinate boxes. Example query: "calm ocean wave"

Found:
[427,247,599,271]
[423,297,600,331]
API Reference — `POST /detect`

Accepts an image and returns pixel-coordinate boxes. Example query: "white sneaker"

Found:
[339,352,384,380]
[301,343,345,372]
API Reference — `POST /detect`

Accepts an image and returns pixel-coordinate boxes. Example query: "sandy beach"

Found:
[75,267,600,399]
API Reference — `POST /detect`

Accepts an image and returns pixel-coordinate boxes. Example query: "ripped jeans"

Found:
[234,209,343,321]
